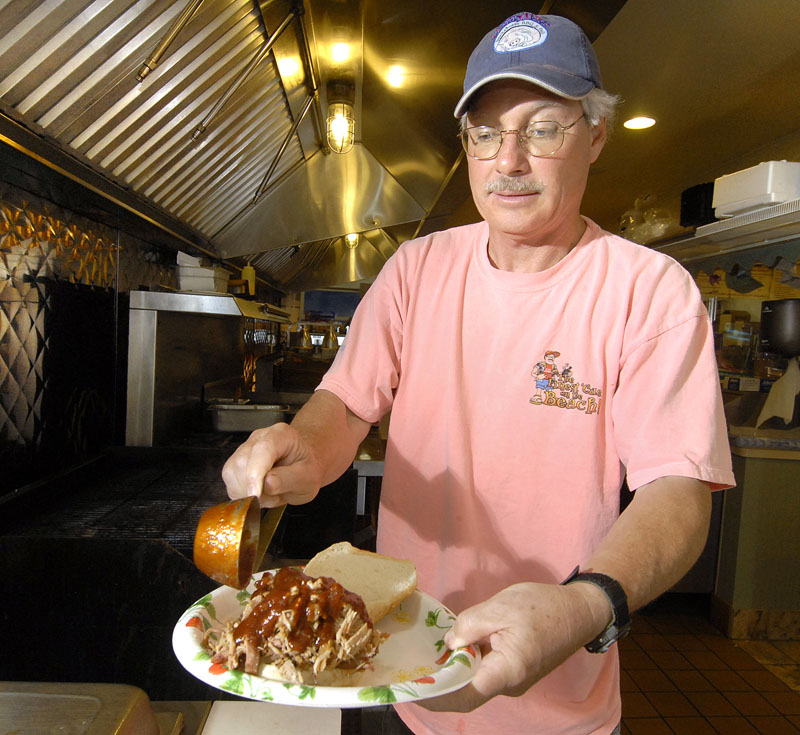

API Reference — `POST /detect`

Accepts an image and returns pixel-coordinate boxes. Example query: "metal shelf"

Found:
[654,199,800,264]
[130,290,289,322]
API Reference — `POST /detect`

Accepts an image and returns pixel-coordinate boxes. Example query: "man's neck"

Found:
[487,218,587,273]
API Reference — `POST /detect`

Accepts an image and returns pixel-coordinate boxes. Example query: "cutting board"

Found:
[201,701,341,734]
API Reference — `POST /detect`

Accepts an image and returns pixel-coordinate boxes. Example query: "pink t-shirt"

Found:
[318,219,734,735]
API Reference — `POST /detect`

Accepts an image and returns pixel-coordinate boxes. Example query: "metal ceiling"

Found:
[0,0,627,292]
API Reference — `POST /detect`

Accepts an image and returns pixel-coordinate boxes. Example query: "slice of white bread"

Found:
[303,541,417,623]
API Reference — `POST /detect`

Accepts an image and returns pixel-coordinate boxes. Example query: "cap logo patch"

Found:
[493,13,549,54]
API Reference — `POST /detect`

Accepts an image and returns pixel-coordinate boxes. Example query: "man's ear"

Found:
[589,117,607,164]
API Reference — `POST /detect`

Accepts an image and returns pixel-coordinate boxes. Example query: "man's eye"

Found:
[526,123,558,139]
[473,128,498,144]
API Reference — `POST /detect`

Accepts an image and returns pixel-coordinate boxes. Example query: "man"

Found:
[222,12,734,735]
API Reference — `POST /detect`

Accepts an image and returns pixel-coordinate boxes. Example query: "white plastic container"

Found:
[712,161,800,218]
[177,265,230,293]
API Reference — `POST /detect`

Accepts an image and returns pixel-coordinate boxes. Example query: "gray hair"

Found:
[581,88,620,128]
[458,87,621,132]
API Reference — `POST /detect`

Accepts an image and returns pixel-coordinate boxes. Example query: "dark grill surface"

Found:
[0,438,236,557]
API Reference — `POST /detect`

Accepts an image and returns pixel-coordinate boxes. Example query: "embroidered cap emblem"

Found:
[493,14,549,54]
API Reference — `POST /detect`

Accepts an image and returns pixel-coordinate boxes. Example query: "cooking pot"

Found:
[760,299,800,356]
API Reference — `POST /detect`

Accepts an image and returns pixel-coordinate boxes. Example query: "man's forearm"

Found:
[583,476,712,614]
[291,389,373,487]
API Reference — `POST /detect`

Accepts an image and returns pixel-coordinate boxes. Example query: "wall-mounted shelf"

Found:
[654,199,800,264]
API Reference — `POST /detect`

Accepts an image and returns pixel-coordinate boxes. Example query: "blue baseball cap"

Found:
[454,13,603,118]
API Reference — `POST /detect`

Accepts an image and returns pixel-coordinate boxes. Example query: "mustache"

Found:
[485,177,544,194]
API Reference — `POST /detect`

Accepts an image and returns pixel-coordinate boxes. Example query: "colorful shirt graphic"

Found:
[531,350,601,414]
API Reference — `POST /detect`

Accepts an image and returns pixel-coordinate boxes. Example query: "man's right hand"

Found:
[221,422,324,507]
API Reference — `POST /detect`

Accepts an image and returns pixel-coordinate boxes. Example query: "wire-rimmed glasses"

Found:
[460,114,586,160]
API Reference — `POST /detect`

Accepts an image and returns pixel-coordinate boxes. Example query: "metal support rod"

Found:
[412,150,465,240]
[191,8,297,141]
[253,94,315,203]
[294,4,327,147]
[137,0,205,82]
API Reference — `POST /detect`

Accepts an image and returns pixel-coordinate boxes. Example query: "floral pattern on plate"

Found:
[172,569,480,708]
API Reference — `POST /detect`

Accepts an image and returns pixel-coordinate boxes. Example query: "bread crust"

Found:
[304,541,418,623]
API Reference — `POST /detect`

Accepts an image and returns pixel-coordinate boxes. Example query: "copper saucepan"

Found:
[193,497,286,588]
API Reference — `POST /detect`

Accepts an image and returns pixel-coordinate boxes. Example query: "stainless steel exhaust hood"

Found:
[0,0,627,293]
[214,144,425,258]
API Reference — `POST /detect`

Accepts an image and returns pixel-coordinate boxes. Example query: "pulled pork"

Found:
[206,566,384,683]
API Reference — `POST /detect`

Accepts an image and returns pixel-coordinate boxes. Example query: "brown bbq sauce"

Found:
[233,567,371,654]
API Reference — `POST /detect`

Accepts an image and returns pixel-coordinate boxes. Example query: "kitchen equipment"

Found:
[177,264,230,293]
[712,161,800,218]
[757,299,800,428]
[322,324,339,350]
[760,298,800,356]
[207,401,289,432]
[0,682,168,735]
[681,181,716,228]
[194,497,286,588]
[200,701,340,735]
[299,323,312,348]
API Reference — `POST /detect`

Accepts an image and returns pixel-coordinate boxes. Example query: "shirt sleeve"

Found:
[317,251,406,424]
[612,265,735,491]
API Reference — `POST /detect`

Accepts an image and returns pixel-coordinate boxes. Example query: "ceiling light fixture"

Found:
[623,117,656,130]
[326,81,355,154]
[331,43,351,64]
[345,233,359,248]
[386,65,405,88]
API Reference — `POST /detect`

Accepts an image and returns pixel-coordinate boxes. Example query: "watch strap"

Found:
[562,568,631,653]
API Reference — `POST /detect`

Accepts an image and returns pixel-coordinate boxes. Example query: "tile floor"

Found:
[620,595,800,734]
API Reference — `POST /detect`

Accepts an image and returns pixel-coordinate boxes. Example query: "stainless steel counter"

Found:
[353,434,386,516]
[130,290,245,316]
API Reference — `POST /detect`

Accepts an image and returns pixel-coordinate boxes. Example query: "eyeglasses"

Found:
[460,114,587,160]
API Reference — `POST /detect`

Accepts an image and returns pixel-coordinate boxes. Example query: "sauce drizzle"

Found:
[233,567,372,654]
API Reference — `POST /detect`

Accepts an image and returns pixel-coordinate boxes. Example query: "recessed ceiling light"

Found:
[624,117,656,130]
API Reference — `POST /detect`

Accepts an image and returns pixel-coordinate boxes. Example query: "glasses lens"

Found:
[521,121,563,157]
[462,127,502,159]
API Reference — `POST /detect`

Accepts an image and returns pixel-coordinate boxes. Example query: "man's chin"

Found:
[485,218,543,240]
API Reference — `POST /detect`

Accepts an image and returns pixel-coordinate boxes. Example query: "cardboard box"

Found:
[720,374,776,393]
[178,265,230,293]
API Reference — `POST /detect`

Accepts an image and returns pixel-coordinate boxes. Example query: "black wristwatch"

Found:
[562,567,631,653]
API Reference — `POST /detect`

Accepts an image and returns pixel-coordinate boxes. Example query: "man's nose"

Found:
[495,131,529,172]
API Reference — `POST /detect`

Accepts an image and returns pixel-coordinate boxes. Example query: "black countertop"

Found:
[0,442,238,701]
[0,437,365,703]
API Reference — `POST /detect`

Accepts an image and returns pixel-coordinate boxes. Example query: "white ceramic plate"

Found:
[172,569,480,708]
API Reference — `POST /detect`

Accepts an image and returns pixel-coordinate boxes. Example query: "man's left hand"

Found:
[419,581,610,712]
